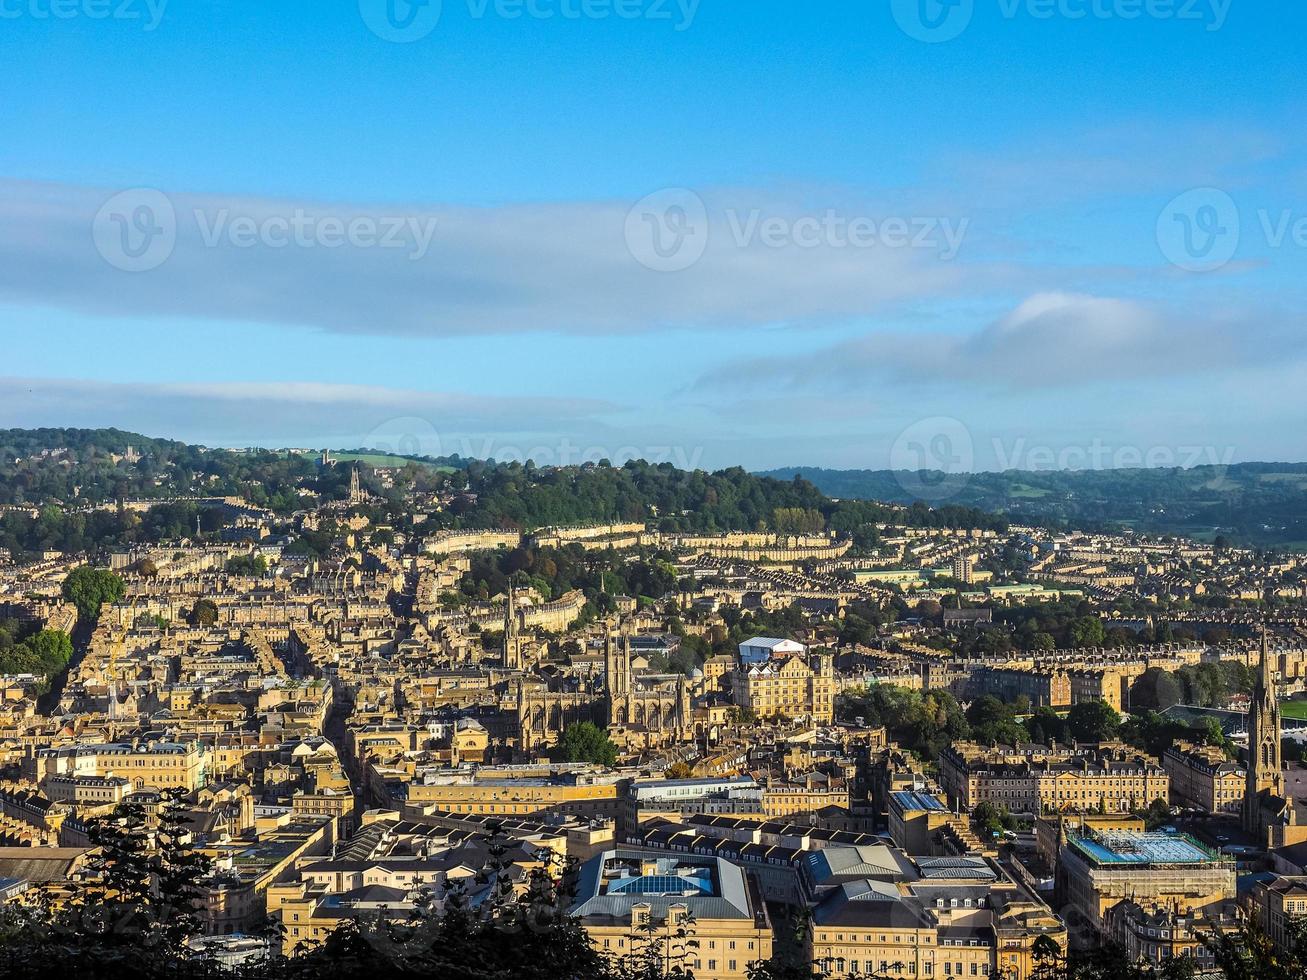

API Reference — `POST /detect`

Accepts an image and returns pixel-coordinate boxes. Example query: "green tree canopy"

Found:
[559,722,617,767]
[1066,700,1121,742]
[190,598,219,627]
[61,565,125,621]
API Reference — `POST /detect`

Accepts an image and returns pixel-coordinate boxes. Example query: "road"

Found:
[37,617,95,715]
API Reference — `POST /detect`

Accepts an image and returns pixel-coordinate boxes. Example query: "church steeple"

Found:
[503,583,521,670]
[1243,624,1284,835]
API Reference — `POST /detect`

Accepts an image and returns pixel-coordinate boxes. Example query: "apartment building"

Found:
[805,850,1066,980]
[570,850,774,980]
[730,654,836,723]
[37,740,210,792]
[968,668,1071,709]
[1245,874,1307,958]
[1161,742,1245,815]
[939,743,1169,817]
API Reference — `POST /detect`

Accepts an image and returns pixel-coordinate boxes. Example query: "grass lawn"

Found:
[331,452,454,472]
[1280,700,1307,722]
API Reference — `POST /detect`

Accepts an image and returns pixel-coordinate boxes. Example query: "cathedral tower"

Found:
[605,631,631,725]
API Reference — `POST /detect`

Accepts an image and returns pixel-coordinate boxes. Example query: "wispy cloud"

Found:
[695,292,1305,392]
[0,376,619,449]
[0,180,974,339]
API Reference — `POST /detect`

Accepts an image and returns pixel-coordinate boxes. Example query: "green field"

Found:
[329,452,455,472]
[1280,700,1307,722]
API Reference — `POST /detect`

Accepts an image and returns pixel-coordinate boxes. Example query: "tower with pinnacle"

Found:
[502,585,521,670]
[348,464,363,506]
[1243,625,1288,836]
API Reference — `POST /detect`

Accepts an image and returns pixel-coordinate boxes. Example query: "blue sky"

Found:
[1,0,1304,472]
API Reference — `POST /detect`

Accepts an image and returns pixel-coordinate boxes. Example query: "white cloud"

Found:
[698,292,1300,392]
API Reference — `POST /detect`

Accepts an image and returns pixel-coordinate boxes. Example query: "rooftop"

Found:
[1067,830,1222,866]
[892,791,950,813]
[570,849,755,922]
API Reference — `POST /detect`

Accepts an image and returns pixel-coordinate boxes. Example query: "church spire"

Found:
[503,581,520,670]
[1244,622,1284,836]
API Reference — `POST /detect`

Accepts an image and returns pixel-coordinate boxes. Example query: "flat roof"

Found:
[1069,831,1220,866]
[892,791,949,813]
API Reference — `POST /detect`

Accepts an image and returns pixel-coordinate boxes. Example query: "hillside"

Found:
[0,428,1012,562]
[759,464,1307,548]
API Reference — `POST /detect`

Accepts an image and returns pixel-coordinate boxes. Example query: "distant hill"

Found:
[758,463,1307,548]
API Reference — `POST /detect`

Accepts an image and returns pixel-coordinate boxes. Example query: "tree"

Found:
[190,598,218,627]
[61,566,125,622]
[0,628,73,680]
[665,762,693,780]
[1140,797,1173,830]
[972,802,1016,836]
[1130,668,1182,711]
[966,695,1027,747]
[559,722,617,767]
[1067,700,1121,742]
[225,553,269,576]
[1025,706,1069,745]
[1069,616,1106,648]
